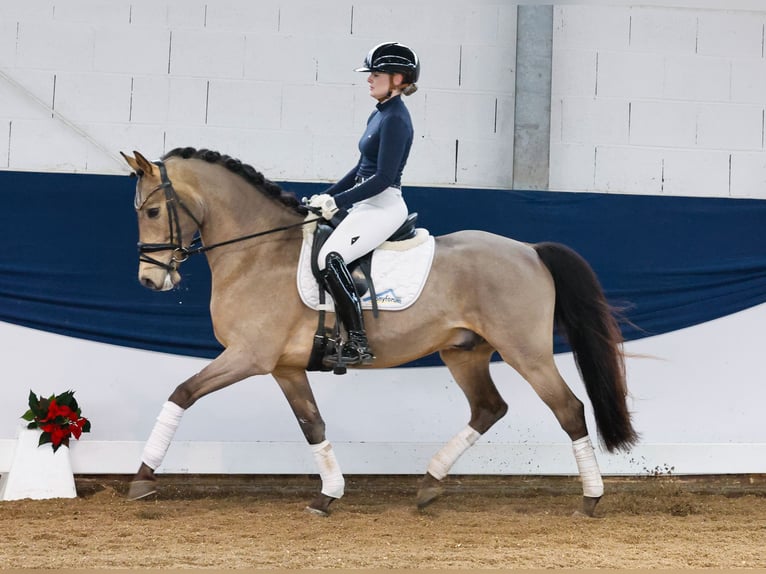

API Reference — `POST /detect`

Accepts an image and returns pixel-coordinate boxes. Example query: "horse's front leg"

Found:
[272,367,343,517]
[127,348,259,500]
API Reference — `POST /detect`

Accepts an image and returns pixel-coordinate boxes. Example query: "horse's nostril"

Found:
[140,276,158,290]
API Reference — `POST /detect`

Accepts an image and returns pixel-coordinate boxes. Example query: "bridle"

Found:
[134,160,319,273]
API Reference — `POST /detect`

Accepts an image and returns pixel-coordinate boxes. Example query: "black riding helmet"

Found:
[355,42,420,84]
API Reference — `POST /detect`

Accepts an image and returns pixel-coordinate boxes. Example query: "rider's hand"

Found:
[308,193,339,220]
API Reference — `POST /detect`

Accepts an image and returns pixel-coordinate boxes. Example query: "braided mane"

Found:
[162,147,308,215]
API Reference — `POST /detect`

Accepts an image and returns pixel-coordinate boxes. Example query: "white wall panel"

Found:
[662,149,731,196]
[282,84,356,134]
[0,2,54,21]
[730,151,766,199]
[0,71,55,120]
[54,72,132,123]
[244,35,318,84]
[404,137,457,187]
[553,5,629,51]
[551,49,595,97]
[130,77,208,126]
[0,21,17,67]
[596,51,664,99]
[128,0,207,29]
[662,55,731,102]
[0,121,8,168]
[52,0,130,25]
[456,137,513,188]
[203,1,279,33]
[207,79,282,130]
[560,97,629,145]
[16,21,95,72]
[94,26,170,75]
[696,104,763,151]
[629,7,698,54]
[548,143,594,191]
[278,2,350,36]
[8,118,89,172]
[731,60,766,104]
[629,101,697,148]
[460,43,515,93]
[416,43,461,91]
[696,11,765,58]
[594,145,663,195]
[169,29,245,79]
[423,91,498,139]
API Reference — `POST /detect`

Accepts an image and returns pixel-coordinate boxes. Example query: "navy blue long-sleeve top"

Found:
[326,95,413,209]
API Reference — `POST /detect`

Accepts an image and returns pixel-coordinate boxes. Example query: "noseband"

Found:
[135,161,202,273]
[134,160,319,273]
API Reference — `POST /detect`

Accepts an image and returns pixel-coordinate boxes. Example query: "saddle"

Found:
[306,213,419,372]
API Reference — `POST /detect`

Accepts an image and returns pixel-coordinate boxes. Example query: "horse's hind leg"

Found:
[417,344,508,508]
[514,357,604,517]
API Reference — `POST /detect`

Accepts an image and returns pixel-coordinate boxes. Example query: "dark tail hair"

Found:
[534,242,638,452]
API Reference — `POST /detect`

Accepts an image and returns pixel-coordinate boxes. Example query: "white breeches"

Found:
[317,187,408,270]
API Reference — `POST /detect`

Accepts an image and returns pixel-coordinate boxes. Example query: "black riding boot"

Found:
[321,252,375,366]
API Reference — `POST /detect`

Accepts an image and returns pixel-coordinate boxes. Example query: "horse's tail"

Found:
[533,241,638,453]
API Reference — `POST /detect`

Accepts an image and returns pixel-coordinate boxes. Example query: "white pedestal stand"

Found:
[0,426,77,501]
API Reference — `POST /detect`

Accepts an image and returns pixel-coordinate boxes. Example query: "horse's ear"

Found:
[122,150,157,177]
[120,151,140,173]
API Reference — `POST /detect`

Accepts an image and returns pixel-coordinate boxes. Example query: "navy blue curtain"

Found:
[1,171,765,366]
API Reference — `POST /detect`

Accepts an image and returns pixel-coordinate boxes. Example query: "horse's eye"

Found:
[146,207,161,219]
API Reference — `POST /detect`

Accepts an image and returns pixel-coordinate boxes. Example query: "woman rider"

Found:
[308,42,420,368]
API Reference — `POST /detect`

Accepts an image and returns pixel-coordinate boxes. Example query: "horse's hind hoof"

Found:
[574,495,602,518]
[306,493,336,516]
[304,505,330,517]
[416,473,444,508]
[127,480,158,501]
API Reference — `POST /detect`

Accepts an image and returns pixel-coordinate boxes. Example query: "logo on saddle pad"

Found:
[297,230,435,312]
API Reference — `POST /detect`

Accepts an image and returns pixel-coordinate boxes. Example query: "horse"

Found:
[121,147,638,517]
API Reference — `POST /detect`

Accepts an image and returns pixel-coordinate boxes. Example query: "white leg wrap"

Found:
[311,440,345,499]
[427,425,481,480]
[141,401,185,471]
[572,435,604,498]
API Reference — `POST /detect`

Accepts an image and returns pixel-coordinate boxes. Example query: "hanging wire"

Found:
[0,68,130,171]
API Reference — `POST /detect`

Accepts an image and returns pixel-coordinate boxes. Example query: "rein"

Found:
[135,160,320,272]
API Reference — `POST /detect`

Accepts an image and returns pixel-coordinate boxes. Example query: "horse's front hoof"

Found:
[416,473,444,509]
[127,480,158,501]
[574,495,602,517]
[306,493,336,517]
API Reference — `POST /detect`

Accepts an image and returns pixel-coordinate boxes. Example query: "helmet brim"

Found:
[354,66,372,73]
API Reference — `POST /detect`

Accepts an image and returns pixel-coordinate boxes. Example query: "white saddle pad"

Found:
[297,228,435,312]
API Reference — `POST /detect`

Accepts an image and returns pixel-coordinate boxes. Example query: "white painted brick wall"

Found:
[0,121,8,168]
[0,0,516,188]
[697,11,765,59]
[730,152,766,197]
[16,21,95,72]
[731,59,766,103]
[2,1,764,197]
[663,149,731,196]
[0,21,17,68]
[594,146,664,195]
[0,71,55,120]
[552,5,766,199]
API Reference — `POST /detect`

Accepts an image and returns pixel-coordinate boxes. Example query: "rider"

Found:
[308,41,420,367]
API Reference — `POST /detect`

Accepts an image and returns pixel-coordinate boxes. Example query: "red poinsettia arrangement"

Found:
[21,390,91,452]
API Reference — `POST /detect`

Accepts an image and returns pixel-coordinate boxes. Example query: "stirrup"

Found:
[339,340,375,366]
